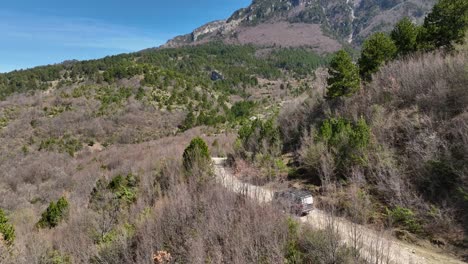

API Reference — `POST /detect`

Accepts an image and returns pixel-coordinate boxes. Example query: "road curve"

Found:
[212,157,466,264]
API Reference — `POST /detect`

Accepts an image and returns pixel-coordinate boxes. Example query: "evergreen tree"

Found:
[238,118,281,156]
[181,111,196,131]
[182,137,212,181]
[37,197,69,229]
[0,209,15,246]
[326,50,361,99]
[358,33,397,80]
[391,17,419,56]
[422,0,468,50]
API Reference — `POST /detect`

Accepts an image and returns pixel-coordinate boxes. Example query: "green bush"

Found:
[238,118,281,157]
[108,174,139,204]
[386,206,422,234]
[229,100,256,119]
[0,209,15,246]
[90,173,139,209]
[135,87,146,100]
[237,119,283,179]
[318,117,370,150]
[40,250,72,264]
[43,104,72,117]
[315,117,370,171]
[180,112,196,131]
[95,86,132,115]
[0,117,8,129]
[285,218,302,264]
[298,227,355,264]
[38,135,82,157]
[37,197,69,229]
[88,174,138,246]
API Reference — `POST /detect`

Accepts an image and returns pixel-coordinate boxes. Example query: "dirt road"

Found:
[212,158,466,264]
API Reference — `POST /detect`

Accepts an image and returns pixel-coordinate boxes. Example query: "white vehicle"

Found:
[273,189,314,216]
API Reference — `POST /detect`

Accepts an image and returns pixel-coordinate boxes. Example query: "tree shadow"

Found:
[287,166,322,186]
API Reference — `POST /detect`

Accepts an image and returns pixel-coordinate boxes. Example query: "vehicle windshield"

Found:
[302,196,313,204]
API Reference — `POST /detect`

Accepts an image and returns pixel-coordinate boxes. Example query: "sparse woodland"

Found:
[0,0,467,263]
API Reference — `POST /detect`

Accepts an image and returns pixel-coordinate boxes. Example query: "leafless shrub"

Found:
[345,170,373,261]
[0,111,242,263]
[50,209,97,264]
[367,51,468,118]
[299,225,359,264]
[299,128,336,185]
[121,181,289,264]
[278,96,325,150]
[366,229,393,264]
[0,237,12,264]
[324,212,343,263]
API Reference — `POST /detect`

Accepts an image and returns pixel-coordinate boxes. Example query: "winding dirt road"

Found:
[212,158,466,264]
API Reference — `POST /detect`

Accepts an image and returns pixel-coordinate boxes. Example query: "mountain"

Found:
[164,0,436,51]
[1,0,468,262]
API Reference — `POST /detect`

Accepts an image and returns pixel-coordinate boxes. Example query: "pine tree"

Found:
[422,0,468,50]
[358,33,397,80]
[391,17,419,56]
[181,111,196,131]
[182,137,212,181]
[37,197,69,229]
[326,50,361,99]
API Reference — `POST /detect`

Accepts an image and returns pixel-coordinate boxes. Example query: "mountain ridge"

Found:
[163,0,436,51]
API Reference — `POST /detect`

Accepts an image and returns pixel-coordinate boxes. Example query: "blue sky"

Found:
[0,0,251,73]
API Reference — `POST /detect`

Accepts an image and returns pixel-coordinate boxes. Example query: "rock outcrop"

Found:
[163,0,436,50]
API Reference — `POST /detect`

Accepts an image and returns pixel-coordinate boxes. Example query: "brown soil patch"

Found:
[230,22,341,53]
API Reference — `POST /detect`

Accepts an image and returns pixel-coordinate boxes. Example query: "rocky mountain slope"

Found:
[164,0,436,51]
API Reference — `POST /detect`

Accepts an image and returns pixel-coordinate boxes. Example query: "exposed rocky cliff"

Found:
[163,0,436,51]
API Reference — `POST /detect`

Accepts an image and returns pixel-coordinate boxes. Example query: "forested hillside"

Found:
[0,0,467,263]
[0,44,328,154]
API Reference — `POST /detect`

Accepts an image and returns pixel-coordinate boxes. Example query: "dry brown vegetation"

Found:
[0,77,371,263]
[0,88,239,263]
[0,79,361,262]
[278,50,468,257]
[0,120,364,263]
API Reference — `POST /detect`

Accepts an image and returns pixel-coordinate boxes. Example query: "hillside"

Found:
[0,0,467,263]
[0,41,348,263]
[164,0,436,50]
[0,43,331,161]
[278,50,468,256]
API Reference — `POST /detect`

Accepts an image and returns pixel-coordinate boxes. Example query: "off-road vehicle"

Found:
[273,189,314,216]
